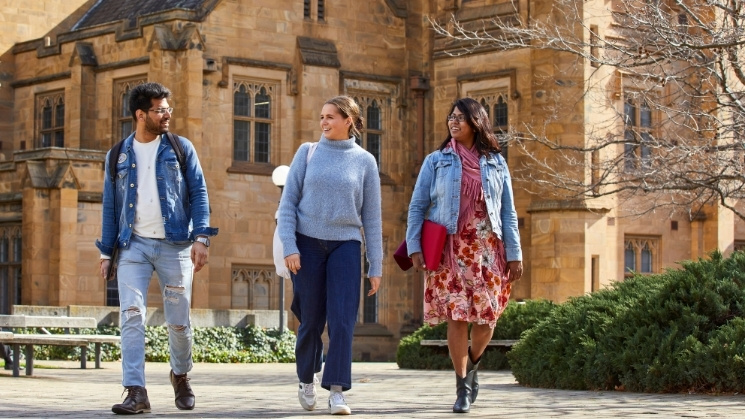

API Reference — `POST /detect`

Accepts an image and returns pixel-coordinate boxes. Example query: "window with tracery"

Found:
[37,92,64,148]
[233,81,276,164]
[623,95,654,172]
[624,236,659,276]
[114,77,146,144]
[231,265,278,310]
[473,91,510,161]
[352,96,387,168]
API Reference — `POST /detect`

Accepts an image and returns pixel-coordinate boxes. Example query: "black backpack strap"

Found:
[108,139,125,183]
[165,132,186,173]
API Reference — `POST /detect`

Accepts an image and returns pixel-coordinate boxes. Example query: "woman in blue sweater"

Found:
[407,98,523,413]
[277,96,383,415]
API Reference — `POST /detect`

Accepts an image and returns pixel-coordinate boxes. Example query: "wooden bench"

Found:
[420,339,518,348]
[0,315,120,377]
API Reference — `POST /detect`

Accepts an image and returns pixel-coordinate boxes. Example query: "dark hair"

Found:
[129,82,171,122]
[438,97,501,155]
[325,96,364,139]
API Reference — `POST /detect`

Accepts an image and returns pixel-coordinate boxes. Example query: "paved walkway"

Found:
[1,360,744,418]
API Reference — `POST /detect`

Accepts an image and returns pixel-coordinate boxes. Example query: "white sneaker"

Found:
[328,392,351,415]
[298,375,318,411]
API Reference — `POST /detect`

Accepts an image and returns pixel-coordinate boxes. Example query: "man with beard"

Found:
[96,82,218,414]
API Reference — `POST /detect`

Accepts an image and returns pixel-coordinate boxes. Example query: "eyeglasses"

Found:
[148,107,173,115]
[447,114,467,122]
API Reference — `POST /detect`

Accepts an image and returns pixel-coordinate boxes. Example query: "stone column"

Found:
[22,186,52,306]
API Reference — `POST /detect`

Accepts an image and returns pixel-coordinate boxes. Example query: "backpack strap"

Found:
[165,132,187,173]
[108,139,125,183]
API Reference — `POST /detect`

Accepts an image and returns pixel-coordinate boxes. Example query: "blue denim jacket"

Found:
[406,147,522,262]
[95,133,218,256]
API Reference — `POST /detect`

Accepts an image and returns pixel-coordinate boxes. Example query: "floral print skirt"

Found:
[423,207,511,329]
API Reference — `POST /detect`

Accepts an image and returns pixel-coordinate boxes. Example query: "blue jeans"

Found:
[117,235,194,387]
[291,233,361,391]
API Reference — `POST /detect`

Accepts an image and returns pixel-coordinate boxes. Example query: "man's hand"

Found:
[191,241,209,273]
[100,259,111,280]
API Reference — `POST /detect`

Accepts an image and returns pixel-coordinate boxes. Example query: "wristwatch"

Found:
[195,236,210,247]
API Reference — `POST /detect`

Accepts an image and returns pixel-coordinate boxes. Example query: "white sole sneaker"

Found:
[298,375,319,411]
[328,392,351,415]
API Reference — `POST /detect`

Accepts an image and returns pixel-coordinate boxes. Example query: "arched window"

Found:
[624,236,659,276]
[233,82,274,164]
[353,96,384,168]
[37,92,65,148]
[624,95,654,172]
[114,77,146,145]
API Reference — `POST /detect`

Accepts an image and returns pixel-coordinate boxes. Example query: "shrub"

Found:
[509,251,745,393]
[13,325,296,363]
[396,299,555,370]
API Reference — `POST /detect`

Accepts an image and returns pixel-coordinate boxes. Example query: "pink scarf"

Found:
[450,139,483,232]
[441,139,484,271]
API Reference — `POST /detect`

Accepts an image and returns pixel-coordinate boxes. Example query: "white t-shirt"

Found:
[132,136,166,239]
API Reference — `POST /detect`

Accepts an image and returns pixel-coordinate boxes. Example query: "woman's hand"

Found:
[411,252,426,272]
[285,254,301,275]
[506,260,523,283]
[368,276,381,295]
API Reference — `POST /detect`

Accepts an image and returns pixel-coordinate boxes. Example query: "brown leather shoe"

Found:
[112,386,151,414]
[170,370,195,410]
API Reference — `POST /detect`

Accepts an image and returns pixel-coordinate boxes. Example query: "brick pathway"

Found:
[1,361,743,418]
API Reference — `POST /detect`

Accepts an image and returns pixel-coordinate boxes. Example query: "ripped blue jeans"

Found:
[117,234,193,387]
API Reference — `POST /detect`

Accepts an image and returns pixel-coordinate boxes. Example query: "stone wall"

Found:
[12,305,287,329]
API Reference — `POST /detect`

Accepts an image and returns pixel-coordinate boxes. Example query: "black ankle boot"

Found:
[170,370,195,410]
[452,373,472,413]
[112,386,151,415]
[466,348,482,403]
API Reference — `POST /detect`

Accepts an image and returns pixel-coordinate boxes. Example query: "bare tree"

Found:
[431,1,745,221]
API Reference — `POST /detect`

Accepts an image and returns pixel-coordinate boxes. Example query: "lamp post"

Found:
[271,165,290,333]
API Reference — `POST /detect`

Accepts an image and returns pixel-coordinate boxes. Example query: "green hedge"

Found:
[9,325,296,363]
[509,251,745,393]
[396,299,555,370]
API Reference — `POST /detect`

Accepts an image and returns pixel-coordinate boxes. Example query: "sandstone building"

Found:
[1,0,741,360]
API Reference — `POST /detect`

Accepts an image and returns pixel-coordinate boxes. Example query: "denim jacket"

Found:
[406,147,522,262]
[95,133,218,256]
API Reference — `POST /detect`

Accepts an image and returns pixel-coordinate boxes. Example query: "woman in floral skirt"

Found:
[406,97,523,413]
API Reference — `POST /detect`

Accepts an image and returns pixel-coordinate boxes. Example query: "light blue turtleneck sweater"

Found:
[277,136,383,277]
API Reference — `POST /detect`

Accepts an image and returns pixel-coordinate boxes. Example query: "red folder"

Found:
[393,220,447,271]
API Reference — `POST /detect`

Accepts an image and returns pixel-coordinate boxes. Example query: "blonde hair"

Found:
[325,96,364,139]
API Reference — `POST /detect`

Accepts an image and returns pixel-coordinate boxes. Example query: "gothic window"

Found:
[233,81,276,164]
[470,91,510,161]
[0,226,22,314]
[624,236,659,277]
[624,96,653,172]
[352,96,386,168]
[231,265,278,310]
[37,92,64,148]
[114,77,146,144]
